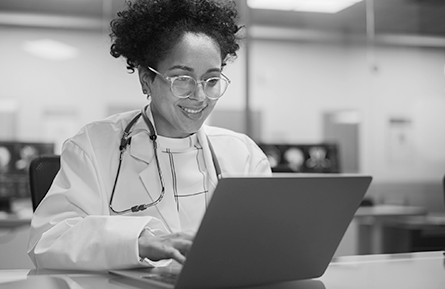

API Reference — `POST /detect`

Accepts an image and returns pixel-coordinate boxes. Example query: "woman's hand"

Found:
[138,229,194,264]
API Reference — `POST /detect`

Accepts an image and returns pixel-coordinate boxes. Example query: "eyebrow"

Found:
[168,65,221,74]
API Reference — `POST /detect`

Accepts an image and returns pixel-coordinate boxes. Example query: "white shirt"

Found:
[156,134,208,232]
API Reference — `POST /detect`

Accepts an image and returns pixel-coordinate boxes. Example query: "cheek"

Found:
[151,80,172,98]
[207,100,218,112]
[152,86,176,105]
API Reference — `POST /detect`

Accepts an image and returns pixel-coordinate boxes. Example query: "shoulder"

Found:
[65,110,140,152]
[203,125,262,153]
[203,125,271,175]
[205,125,253,143]
[84,110,140,133]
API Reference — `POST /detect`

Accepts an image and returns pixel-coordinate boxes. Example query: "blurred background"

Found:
[0,0,444,268]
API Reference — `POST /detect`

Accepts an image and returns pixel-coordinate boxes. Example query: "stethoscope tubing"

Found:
[109,105,222,214]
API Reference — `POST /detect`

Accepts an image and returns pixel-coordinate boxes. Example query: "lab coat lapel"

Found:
[129,126,181,232]
[139,168,181,233]
[128,130,153,164]
[197,126,219,204]
[110,129,155,214]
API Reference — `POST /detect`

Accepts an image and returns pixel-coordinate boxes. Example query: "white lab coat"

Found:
[27,109,271,270]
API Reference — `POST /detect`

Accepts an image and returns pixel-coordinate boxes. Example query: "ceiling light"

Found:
[21,39,78,60]
[247,0,364,14]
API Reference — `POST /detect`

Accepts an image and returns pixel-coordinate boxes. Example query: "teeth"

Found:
[181,106,204,114]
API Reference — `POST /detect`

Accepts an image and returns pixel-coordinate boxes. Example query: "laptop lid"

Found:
[111,174,372,289]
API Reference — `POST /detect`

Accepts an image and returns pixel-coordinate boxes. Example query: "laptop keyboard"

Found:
[142,272,178,285]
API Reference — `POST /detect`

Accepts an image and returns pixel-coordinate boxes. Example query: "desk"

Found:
[0,199,33,270]
[354,205,428,254]
[381,213,445,253]
[0,204,430,268]
[0,251,443,289]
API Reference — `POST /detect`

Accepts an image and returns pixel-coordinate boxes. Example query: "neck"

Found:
[148,105,193,139]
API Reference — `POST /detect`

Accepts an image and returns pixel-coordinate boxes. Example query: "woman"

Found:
[28,0,271,270]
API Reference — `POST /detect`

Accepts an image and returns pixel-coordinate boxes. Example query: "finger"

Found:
[171,232,195,241]
[165,247,186,264]
[182,230,196,239]
[172,239,193,253]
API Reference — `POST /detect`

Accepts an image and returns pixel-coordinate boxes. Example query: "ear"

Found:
[138,66,152,96]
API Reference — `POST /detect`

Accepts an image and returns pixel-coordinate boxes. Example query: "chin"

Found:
[183,124,203,135]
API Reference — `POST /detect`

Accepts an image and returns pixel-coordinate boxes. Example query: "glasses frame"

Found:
[147,66,231,100]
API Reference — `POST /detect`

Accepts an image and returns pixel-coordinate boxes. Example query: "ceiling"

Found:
[0,0,444,37]
[249,0,445,37]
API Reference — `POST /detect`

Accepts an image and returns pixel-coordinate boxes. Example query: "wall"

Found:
[0,27,145,148]
[1,25,444,211]
[0,26,247,149]
[248,38,445,211]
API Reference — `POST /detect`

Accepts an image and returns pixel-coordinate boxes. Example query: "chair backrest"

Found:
[29,155,61,212]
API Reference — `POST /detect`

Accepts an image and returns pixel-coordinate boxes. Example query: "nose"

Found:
[189,82,207,101]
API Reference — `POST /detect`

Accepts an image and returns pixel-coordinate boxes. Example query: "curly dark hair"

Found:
[110,0,243,73]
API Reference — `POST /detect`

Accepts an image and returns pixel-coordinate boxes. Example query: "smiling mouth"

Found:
[179,105,206,114]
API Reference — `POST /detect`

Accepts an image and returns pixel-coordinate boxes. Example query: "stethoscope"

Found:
[109,105,222,214]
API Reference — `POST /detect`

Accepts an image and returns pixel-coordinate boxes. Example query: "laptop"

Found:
[110,174,372,289]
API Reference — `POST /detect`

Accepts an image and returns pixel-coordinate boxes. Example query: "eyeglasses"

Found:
[147,66,231,100]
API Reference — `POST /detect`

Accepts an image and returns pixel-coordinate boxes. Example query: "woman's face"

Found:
[144,33,223,138]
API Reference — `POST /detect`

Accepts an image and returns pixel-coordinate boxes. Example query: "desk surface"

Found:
[0,251,443,289]
[355,204,428,218]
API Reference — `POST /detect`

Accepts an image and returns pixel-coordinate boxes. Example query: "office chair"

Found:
[29,155,61,212]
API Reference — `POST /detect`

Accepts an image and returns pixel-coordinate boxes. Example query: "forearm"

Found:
[29,215,166,270]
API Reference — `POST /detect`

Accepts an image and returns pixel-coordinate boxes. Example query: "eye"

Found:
[175,76,191,82]
[173,76,193,85]
[206,78,220,87]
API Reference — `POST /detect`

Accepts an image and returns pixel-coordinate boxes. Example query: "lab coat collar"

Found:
[127,106,220,186]
[124,114,180,230]
[128,109,155,164]
[128,131,154,164]
[128,124,219,206]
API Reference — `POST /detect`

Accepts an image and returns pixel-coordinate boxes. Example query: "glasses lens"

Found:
[205,78,228,99]
[172,76,195,98]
